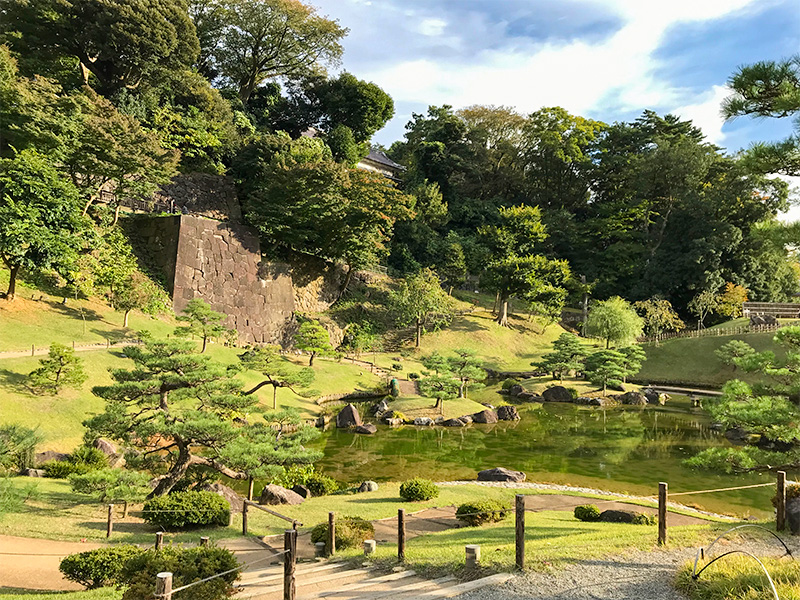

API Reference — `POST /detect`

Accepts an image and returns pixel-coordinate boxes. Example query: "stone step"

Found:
[302,569,418,599]
[236,567,372,599]
[356,575,458,600]
[239,561,346,585]
[414,573,515,598]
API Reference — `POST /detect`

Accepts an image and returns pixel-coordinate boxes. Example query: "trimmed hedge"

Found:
[632,513,657,525]
[142,491,230,530]
[399,477,439,502]
[311,516,374,551]
[574,504,601,522]
[60,545,144,589]
[120,546,239,600]
[306,474,339,497]
[456,500,509,526]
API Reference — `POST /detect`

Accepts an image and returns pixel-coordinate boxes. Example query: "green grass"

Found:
[388,396,488,420]
[343,510,721,577]
[638,331,781,388]
[0,589,120,600]
[676,554,800,599]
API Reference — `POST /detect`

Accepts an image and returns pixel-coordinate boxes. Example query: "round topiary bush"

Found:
[501,378,519,390]
[456,500,509,526]
[142,491,230,530]
[119,545,238,600]
[632,513,656,525]
[399,477,439,502]
[305,474,339,497]
[60,545,144,589]
[310,516,374,550]
[574,504,601,522]
[43,460,91,478]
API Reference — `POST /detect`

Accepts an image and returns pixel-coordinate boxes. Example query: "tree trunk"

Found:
[5,264,19,301]
[415,317,422,348]
[309,352,315,367]
[335,265,354,304]
[606,337,610,349]
[434,398,443,414]
[458,380,466,398]
[123,309,131,328]
[202,335,208,353]
[149,445,192,497]
[492,292,500,315]
[273,386,278,410]
[496,298,509,326]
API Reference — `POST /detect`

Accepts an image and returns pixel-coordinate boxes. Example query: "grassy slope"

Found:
[676,554,800,600]
[638,331,780,388]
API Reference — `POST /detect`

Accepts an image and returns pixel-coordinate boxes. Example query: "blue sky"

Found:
[310,0,799,153]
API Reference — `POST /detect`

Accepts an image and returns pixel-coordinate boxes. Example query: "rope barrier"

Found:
[169,549,289,595]
[670,482,775,497]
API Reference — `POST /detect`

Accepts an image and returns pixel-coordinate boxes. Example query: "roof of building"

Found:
[361,150,405,172]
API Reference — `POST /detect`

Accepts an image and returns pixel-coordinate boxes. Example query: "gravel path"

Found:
[453,539,797,600]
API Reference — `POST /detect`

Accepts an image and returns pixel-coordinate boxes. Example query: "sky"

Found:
[309,0,800,219]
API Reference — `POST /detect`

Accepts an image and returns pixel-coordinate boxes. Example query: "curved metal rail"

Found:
[692,524,792,580]
[691,550,780,600]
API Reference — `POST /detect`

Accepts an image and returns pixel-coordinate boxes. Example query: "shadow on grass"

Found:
[90,329,133,344]
[45,301,103,323]
[0,367,31,391]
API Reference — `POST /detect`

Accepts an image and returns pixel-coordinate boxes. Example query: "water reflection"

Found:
[310,397,785,517]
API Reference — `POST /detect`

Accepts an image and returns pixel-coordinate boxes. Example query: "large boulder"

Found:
[642,388,668,406]
[414,417,434,426]
[477,467,526,482]
[497,406,520,421]
[355,423,377,435]
[507,384,524,397]
[575,396,611,407]
[472,409,498,424]
[336,404,362,429]
[599,510,639,523]
[619,391,647,406]
[358,481,379,493]
[292,485,311,499]
[459,415,474,424]
[443,418,468,427]
[260,484,304,506]
[22,468,45,477]
[787,497,800,535]
[35,450,69,465]
[516,392,543,403]
[93,438,125,468]
[199,482,245,512]
[371,400,389,416]
[542,386,574,403]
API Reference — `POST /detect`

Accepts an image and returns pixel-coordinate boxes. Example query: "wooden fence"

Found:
[637,321,800,344]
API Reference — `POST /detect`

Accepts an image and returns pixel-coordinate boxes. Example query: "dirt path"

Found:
[0,535,103,591]
[0,340,140,360]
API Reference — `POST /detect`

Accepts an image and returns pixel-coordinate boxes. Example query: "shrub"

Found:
[273,464,316,489]
[43,460,91,478]
[399,477,439,501]
[408,372,420,380]
[456,500,509,526]
[391,362,403,371]
[310,516,374,550]
[120,545,238,600]
[501,378,519,390]
[0,424,41,471]
[574,504,601,522]
[70,446,109,470]
[565,387,579,400]
[632,513,656,525]
[773,483,800,508]
[306,474,339,497]
[142,491,230,530]
[60,545,144,589]
[384,410,407,421]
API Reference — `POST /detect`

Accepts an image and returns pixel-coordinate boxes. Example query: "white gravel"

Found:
[452,539,797,600]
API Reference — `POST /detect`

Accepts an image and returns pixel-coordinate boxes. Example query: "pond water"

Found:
[309,397,788,518]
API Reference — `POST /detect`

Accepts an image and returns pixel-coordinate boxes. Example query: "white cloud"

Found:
[357,0,762,140]
[418,18,447,36]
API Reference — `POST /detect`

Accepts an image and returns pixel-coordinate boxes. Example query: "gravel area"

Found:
[452,538,797,600]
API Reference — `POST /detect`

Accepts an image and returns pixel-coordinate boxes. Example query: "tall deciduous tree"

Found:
[0,150,89,300]
[239,346,315,409]
[688,289,719,330]
[86,339,322,496]
[480,205,570,326]
[0,0,200,94]
[716,282,748,318]
[633,297,684,341]
[174,298,233,352]
[213,0,347,104]
[585,297,644,348]
[390,268,453,347]
[111,271,167,327]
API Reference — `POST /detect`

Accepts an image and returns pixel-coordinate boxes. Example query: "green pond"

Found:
[309,397,788,519]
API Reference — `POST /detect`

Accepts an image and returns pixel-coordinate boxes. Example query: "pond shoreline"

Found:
[438,480,740,521]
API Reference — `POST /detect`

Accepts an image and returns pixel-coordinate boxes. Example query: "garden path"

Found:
[0,534,102,591]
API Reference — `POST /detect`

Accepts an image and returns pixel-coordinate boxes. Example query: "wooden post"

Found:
[200,536,209,547]
[242,500,249,536]
[658,482,668,546]
[465,545,480,569]
[106,504,114,538]
[777,471,787,532]
[155,572,173,600]
[515,494,525,570]
[284,529,297,600]
[122,500,128,519]
[247,477,254,502]
[397,509,406,561]
[155,531,163,550]
[328,512,336,556]
[31,344,34,356]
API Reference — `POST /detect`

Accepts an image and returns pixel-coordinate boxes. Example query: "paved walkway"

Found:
[0,535,103,591]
